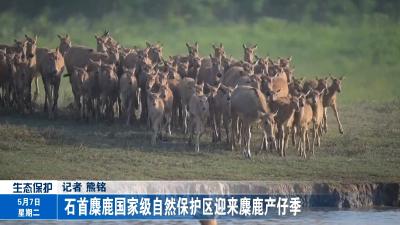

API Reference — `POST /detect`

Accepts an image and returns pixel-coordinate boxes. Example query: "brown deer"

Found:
[57,34,72,56]
[119,66,141,126]
[188,93,210,152]
[322,75,345,134]
[14,58,33,114]
[147,91,165,145]
[307,88,326,155]
[242,44,258,63]
[230,85,277,158]
[63,66,92,123]
[197,53,223,94]
[37,47,65,119]
[269,95,302,157]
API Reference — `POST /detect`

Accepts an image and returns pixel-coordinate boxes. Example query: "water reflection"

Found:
[2,207,399,225]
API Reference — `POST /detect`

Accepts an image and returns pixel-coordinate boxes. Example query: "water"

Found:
[1,207,399,225]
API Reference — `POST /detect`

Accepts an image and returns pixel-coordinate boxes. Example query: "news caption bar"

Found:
[0,181,303,220]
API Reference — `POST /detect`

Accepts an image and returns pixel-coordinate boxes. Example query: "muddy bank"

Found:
[58,181,400,208]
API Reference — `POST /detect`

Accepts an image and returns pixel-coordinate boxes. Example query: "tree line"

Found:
[1,0,399,24]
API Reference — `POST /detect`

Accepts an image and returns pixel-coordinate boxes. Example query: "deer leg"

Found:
[117,95,123,118]
[52,78,61,119]
[5,82,10,108]
[312,122,317,155]
[297,127,303,156]
[151,119,158,145]
[331,103,343,134]
[140,90,147,123]
[195,121,201,153]
[302,127,307,158]
[33,76,39,102]
[223,116,230,150]
[42,79,51,118]
[241,124,247,158]
[182,103,189,134]
[246,125,252,158]
[188,114,194,146]
[292,125,297,147]
[323,107,328,134]
[284,127,290,157]
[216,113,222,143]
[276,126,282,156]
[74,95,81,122]
[230,116,237,151]
[126,100,132,126]
[211,114,217,143]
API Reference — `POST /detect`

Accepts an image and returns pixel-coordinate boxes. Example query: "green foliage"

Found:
[0,1,399,103]
[1,0,400,24]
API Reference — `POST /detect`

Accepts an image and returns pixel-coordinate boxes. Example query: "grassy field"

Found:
[0,14,399,103]
[0,98,399,183]
[0,14,400,183]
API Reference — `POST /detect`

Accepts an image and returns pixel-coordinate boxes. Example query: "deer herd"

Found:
[0,31,346,158]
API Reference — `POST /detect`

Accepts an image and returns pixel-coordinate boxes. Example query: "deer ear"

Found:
[315,76,319,81]
[212,43,216,50]
[257,111,267,118]
[220,83,228,92]
[287,56,292,61]
[220,43,224,48]
[253,44,258,50]
[186,42,190,48]
[243,44,246,49]
[340,77,345,80]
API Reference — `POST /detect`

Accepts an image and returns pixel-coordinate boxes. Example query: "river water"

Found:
[1,207,399,225]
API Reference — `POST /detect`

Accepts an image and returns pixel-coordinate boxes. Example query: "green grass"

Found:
[0,14,400,104]
[0,13,399,183]
[0,99,399,183]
